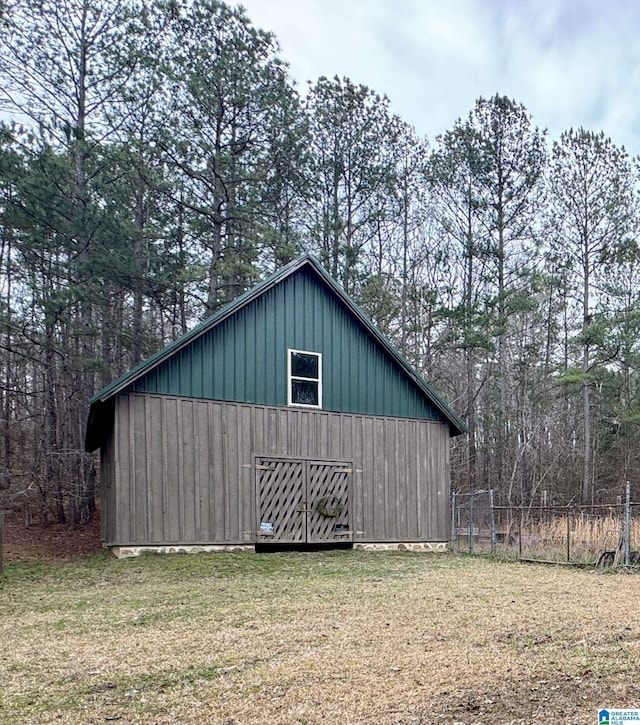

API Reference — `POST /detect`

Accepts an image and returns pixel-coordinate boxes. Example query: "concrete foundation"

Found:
[110,541,448,558]
[353,542,448,552]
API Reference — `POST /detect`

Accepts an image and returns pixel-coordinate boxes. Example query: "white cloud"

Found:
[237,0,640,154]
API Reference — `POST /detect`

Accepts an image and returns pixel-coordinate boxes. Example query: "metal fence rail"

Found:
[451,484,639,567]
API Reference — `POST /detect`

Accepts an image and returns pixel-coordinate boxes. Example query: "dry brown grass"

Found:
[492,515,640,563]
[1,550,639,724]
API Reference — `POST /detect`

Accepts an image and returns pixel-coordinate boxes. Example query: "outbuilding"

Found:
[85,255,465,555]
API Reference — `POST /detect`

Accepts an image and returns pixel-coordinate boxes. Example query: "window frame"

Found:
[287,348,322,409]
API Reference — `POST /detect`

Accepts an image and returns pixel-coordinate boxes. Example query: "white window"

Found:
[288,349,322,408]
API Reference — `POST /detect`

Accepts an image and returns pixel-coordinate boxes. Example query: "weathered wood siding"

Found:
[107,392,451,546]
[99,425,116,545]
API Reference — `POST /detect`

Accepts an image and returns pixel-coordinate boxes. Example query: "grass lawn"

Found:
[1,550,639,724]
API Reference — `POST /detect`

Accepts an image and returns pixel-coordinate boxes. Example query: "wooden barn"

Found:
[85,255,465,555]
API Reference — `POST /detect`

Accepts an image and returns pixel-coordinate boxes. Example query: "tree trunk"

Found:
[582,250,592,503]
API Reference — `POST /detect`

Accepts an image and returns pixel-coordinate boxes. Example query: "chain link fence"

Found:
[451,485,640,567]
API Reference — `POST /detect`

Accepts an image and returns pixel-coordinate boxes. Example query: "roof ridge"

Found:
[86,254,465,451]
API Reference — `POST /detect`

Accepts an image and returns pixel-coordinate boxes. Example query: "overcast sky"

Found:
[236,0,640,155]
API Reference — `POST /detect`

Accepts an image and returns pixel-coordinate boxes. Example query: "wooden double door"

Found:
[255,457,352,543]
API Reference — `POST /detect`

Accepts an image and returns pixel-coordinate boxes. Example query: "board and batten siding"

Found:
[100,424,116,545]
[129,268,446,424]
[106,392,451,546]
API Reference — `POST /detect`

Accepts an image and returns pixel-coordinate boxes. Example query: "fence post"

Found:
[0,510,4,573]
[518,507,522,559]
[624,481,631,567]
[489,489,496,554]
[468,493,474,554]
[566,512,571,562]
[450,493,457,552]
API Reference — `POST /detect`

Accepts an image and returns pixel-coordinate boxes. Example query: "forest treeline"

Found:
[1,0,639,525]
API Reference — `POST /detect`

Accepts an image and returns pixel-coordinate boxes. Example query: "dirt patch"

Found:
[2,513,102,562]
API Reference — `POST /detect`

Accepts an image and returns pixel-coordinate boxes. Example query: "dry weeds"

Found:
[520,514,640,562]
[1,551,639,724]
[473,514,640,563]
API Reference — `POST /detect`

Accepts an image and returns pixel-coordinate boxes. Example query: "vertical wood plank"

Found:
[395,419,407,539]
[119,395,134,543]
[151,396,165,541]
[239,405,253,540]
[350,416,364,539]
[224,403,238,541]
[195,400,210,541]
[133,395,148,542]
[211,401,226,538]
[376,418,387,540]
[111,394,451,545]
[181,399,196,541]
[385,417,396,538]
[163,397,180,542]
[99,426,114,544]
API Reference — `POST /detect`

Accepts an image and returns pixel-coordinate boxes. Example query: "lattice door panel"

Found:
[256,458,305,542]
[307,462,352,543]
[255,458,352,543]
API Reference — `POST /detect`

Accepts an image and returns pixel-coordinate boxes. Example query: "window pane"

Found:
[291,380,319,406]
[291,352,318,379]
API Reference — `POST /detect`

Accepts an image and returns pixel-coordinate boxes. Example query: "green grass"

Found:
[2,550,639,724]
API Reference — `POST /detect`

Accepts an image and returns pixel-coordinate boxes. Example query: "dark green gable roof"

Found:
[85,255,466,450]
